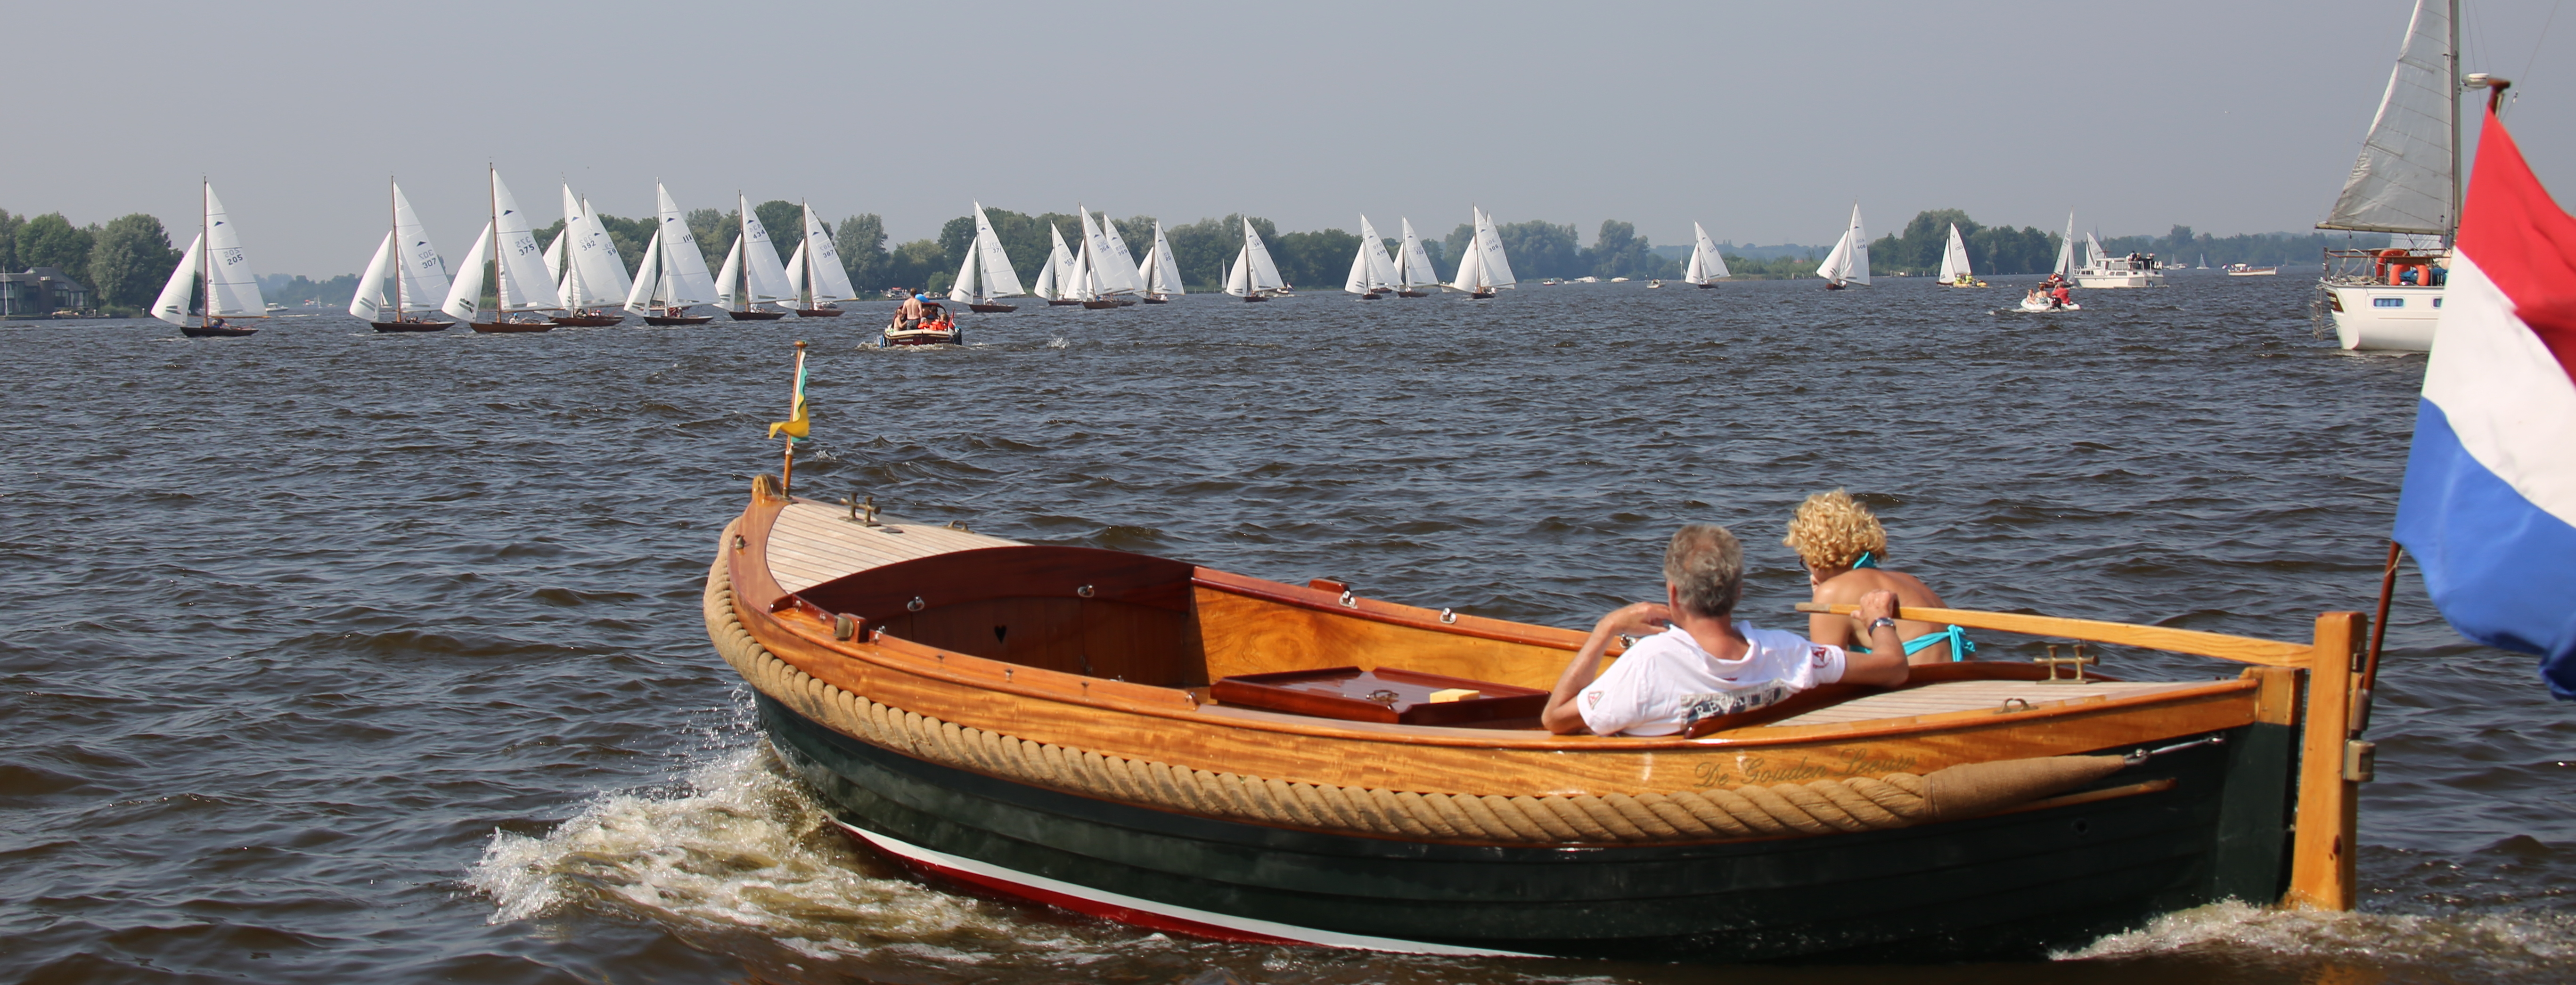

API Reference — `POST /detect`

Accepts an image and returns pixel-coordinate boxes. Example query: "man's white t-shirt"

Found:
[1576,623,1847,737]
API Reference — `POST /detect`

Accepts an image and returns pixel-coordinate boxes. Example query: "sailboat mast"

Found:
[2447,0,2462,243]
[488,166,501,317]
[390,178,401,319]
[201,179,211,327]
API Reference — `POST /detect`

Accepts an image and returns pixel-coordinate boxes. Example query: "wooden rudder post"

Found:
[2284,611,2365,910]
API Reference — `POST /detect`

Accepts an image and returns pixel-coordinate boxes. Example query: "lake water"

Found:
[4,274,2569,984]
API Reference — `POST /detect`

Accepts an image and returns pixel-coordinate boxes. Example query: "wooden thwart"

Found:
[1793,602,2311,667]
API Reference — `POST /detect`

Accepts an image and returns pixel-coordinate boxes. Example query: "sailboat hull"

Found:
[1046,299,1087,307]
[796,308,847,318]
[1469,292,1495,300]
[1695,283,1717,290]
[180,324,258,338]
[644,315,717,326]
[1081,300,1122,310]
[969,303,1019,313]
[2322,284,2439,351]
[470,321,556,334]
[550,315,625,327]
[729,309,792,321]
[1240,294,1269,303]
[1395,290,1429,298]
[369,319,454,332]
[1137,298,1166,305]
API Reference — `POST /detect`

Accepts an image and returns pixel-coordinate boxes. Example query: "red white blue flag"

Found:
[2393,105,2576,698]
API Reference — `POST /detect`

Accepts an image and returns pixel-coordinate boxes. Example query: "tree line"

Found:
[0,209,188,314]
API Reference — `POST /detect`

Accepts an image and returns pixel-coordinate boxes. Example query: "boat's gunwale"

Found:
[730,494,2266,755]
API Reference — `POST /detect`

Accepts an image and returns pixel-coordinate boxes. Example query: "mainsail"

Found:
[1346,215,1398,294]
[1142,222,1185,297]
[202,185,267,317]
[490,172,560,313]
[1685,221,1729,285]
[1938,223,1972,282]
[2053,212,2077,277]
[2321,0,2456,235]
[1396,218,1440,290]
[1813,204,1870,286]
[1093,208,1145,294]
[392,182,450,311]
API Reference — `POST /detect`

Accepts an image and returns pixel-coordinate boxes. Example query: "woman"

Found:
[1783,489,1975,665]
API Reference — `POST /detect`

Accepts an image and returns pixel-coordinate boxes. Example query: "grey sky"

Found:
[10,0,2571,275]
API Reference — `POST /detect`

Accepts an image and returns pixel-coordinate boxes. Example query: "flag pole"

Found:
[781,340,805,496]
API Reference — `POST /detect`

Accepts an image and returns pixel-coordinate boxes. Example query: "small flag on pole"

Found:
[769,348,810,441]
[2391,95,2576,698]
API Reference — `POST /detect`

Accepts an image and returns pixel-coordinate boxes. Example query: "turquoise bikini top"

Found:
[1840,551,1976,661]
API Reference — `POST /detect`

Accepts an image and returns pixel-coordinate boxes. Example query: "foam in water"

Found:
[2059,899,2576,979]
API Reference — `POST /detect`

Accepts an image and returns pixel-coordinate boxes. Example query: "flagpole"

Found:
[781,340,805,496]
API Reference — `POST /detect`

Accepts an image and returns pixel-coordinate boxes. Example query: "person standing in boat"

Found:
[895,292,926,332]
[1540,524,1911,736]
[1785,489,1976,664]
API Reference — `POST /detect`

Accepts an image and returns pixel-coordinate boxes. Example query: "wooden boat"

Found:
[1046,299,1087,307]
[795,307,846,317]
[1344,215,1398,299]
[471,318,556,333]
[785,202,862,318]
[949,203,1030,314]
[622,184,721,326]
[1224,218,1285,302]
[541,186,633,328]
[717,195,800,321]
[440,169,563,329]
[153,182,269,338]
[705,479,2370,961]
[1137,298,1166,305]
[1136,221,1186,306]
[1815,204,1869,289]
[728,309,790,321]
[1392,219,1441,297]
[1081,299,1122,310]
[969,302,1020,313]
[352,180,457,333]
[1445,206,1517,298]
[550,313,624,327]
[1031,222,1089,307]
[1396,290,1430,297]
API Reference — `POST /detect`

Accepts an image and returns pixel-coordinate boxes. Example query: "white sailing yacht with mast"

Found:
[1393,219,1439,297]
[1137,222,1185,304]
[1814,204,1870,290]
[783,203,859,317]
[440,168,563,333]
[1446,207,1517,298]
[1032,223,1087,306]
[1937,223,1985,287]
[1223,218,1285,302]
[154,181,268,337]
[2317,0,2476,351]
[350,179,455,331]
[1344,215,1399,299]
[1684,221,1729,289]
[715,194,797,320]
[1092,207,1145,307]
[546,186,633,326]
[624,184,720,325]
[947,203,1027,313]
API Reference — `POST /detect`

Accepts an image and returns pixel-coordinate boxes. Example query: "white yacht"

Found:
[2072,232,2166,288]
[2315,0,2472,352]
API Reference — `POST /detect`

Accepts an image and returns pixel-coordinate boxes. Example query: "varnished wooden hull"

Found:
[644,315,716,326]
[369,319,453,332]
[728,309,791,321]
[1046,299,1087,306]
[180,324,258,337]
[470,321,554,333]
[1396,290,1429,297]
[1081,299,1121,309]
[969,303,1019,313]
[796,308,846,318]
[549,314,624,327]
[708,490,2338,958]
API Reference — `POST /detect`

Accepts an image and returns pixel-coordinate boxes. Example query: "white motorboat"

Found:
[2072,231,2166,288]
[2016,292,2081,313]
[2226,264,2282,277]
[2315,0,2470,351]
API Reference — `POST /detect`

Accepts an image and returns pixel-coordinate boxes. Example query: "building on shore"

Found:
[0,268,93,318]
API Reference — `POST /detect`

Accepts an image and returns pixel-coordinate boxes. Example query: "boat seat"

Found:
[1763,679,2211,727]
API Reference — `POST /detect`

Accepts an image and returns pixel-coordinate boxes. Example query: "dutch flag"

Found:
[2393,103,2576,698]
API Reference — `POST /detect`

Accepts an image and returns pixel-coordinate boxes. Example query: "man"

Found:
[896,291,927,331]
[1541,524,1909,736]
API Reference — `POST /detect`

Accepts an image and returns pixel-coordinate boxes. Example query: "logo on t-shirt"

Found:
[1810,646,1832,668]
[1679,682,1794,723]
[1585,691,1603,708]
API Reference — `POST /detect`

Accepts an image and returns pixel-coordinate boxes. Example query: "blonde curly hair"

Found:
[1783,489,1887,570]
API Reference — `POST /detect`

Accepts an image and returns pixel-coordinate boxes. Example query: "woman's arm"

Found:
[1541,602,1670,734]
[1839,591,1911,687]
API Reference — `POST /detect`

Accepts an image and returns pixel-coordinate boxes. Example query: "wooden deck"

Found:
[1769,680,2209,726]
[768,501,1021,593]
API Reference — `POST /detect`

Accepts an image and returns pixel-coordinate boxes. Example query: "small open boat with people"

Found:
[155,182,268,338]
[1937,223,1987,287]
[350,179,455,332]
[705,461,2374,960]
[883,296,962,346]
[626,184,722,326]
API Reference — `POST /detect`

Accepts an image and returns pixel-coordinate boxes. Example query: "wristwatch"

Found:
[1868,617,1899,634]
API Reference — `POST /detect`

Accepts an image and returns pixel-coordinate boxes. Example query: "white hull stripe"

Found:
[835,820,1539,957]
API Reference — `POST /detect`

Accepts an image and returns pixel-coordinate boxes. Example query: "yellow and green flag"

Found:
[768,352,810,441]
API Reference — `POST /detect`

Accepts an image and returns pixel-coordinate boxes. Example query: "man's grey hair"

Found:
[1664,524,1745,619]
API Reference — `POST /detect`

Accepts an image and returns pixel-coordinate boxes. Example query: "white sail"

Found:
[623,231,662,313]
[947,239,979,303]
[970,204,1025,300]
[487,173,558,311]
[1144,222,1184,297]
[2053,212,2077,277]
[391,183,450,315]
[1686,221,1728,284]
[1071,215,1101,301]
[1397,218,1439,289]
[1344,239,1374,294]
[714,236,745,309]
[2323,0,2455,234]
[784,241,810,302]
[1093,208,1145,294]
[543,231,565,283]
[1450,221,1485,292]
[1242,219,1284,293]
[352,231,397,320]
[1354,215,1397,291]
[2083,232,2108,268]
[152,233,204,326]
[802,204,859,303]
[1224,247,1251,296]
[737,195,796,305]
[1078,209,1125,296]
[1474,208,1516,288]
[441,221,494,321]
[202,186,266,317]
[653,185,718,306]
[1939,223,1972,281]
[1034,224,1066,300]
[557,187,630,308]
[1815,230,1853,285]
[1844,204,1871,286]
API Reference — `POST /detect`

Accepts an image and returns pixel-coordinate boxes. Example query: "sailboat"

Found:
[546,186,632,326]
[154,181,267,337]
[1093,208,1145,307]
[1343,215,1399,299]
[1223,218,1285,302]
[1937,223,1986,287]
[1684,221,1729,289]
[782,203,859,317]
[2316,0,2475,351]
[1074,210,1126,309]
[440,168,563,333]
[946,202,1027,313]
[1445,207,1517,298]
[624,184,721,326]
[2073,226,2163,288]
[2197,253,2210,270]
[1032,223,1087,306]
[1814,204,1870,290]
[1137,221,1185,304]
[716,195,798,320]
[350,179,455,332]
[1393,219,1439,297]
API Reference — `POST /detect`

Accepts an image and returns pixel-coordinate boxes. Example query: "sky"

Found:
[8,0,2573,276]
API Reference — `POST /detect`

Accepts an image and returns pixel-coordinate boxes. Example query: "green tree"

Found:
[1166,214,1276,290]
[17,213,93,282]
[754,200,805,264]
[0,209,19,271]
[834,213,889,290]
[1271,228,1358,288]
[686,208,733,271]
[886,239,946,293]
[87,213,180,309]
[1580,220,1680,279]
[591,213,655,279]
